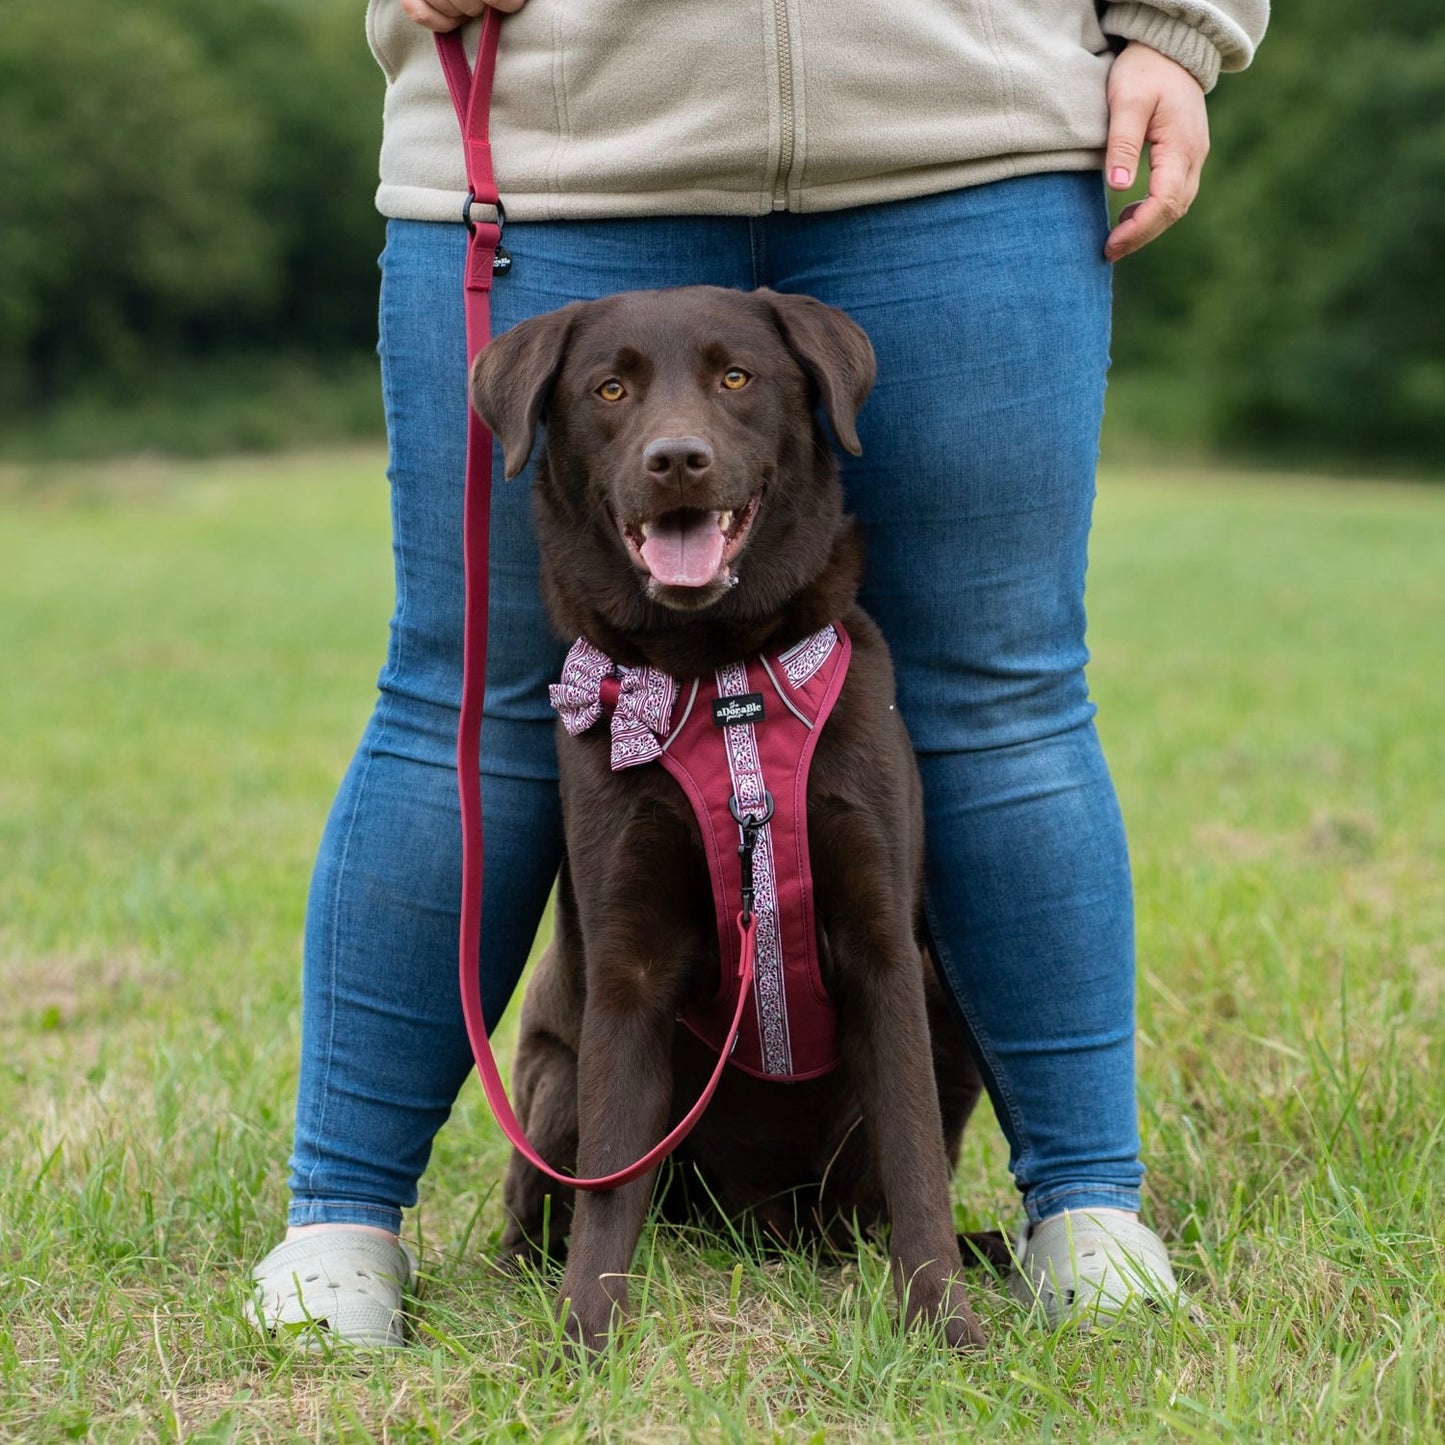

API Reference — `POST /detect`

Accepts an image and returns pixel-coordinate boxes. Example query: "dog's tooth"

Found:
[640,521,651,540]
[718,511,733,532]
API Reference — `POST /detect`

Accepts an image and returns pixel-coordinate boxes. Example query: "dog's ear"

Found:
[761,290,876,456]
[469,304,580,479]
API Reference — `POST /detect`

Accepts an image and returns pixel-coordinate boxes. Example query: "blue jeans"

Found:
[288,173,1143,1234]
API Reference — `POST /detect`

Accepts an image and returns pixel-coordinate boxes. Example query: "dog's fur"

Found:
[471,285,997,1352]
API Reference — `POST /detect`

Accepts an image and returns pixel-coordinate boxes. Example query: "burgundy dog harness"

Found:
[551,624,852,1082]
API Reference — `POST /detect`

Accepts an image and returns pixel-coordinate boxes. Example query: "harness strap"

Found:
[439,19,756,1193]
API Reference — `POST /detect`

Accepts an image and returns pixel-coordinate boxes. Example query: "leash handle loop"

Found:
[441,18,755,1193]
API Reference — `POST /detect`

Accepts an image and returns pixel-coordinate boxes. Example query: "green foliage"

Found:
[1114,5,1445,461]
[0,0,381,412]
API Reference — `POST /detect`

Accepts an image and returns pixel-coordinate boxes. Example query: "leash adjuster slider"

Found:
[462,190,512,275]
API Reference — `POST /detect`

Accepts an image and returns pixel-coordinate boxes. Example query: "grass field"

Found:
[2,451,1442,1442]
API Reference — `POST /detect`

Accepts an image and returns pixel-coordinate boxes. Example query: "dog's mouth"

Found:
[616,490,763,592]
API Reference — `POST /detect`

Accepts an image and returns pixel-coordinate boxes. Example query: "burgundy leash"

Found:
[437,18,758,1193]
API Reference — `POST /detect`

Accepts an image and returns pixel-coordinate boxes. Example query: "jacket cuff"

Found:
[1101,3,1228,92]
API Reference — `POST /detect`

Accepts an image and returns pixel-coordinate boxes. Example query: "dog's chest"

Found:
[551,623,852,1081]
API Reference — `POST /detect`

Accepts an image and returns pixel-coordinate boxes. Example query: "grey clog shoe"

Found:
[1008,1209,1198,1327]
[246,1230,417,1349]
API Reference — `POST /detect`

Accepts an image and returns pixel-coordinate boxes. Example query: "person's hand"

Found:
[399,0,525,33]
[1103,42,1210,262]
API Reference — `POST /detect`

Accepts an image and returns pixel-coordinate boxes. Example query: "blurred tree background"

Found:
[1111,0,1445,465]
[1,0,1441,466]
[0,0,384,455]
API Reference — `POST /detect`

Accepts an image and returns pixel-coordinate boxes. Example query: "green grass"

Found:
[2,452,1442,1441]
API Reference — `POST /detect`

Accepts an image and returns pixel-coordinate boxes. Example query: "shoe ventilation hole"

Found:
[1061,1289,1076,1307]
[304,1273,320,1283]
[355,1270,371,1279]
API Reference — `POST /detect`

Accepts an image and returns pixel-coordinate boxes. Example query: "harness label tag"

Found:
[711,692,766,728]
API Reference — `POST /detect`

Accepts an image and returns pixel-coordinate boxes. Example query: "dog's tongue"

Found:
[639,511,725,588]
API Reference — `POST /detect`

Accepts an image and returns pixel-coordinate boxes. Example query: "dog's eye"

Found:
[596,379,626,402]
[721,368,751,391]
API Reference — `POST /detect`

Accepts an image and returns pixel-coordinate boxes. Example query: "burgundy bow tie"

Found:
[549,638,679,771]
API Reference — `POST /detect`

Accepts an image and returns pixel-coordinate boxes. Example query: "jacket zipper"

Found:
[771,0,796,210]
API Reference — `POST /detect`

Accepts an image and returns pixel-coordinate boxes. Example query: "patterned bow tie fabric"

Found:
[549,637,678,771]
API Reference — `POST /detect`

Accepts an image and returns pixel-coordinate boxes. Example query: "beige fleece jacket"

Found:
[367,0,1267,225]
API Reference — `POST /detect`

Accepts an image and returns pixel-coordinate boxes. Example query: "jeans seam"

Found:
[747,216,767,291]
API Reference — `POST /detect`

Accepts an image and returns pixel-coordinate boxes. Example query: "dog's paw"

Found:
[554,1266,629,1359]
[905,1277,987,1351]
[556,1295,616,1359]
[939,1288,987,1351]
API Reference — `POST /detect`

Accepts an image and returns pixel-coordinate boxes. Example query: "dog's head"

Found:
[470,286,874,634]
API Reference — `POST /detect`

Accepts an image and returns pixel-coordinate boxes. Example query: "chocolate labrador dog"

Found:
[470,285,997,1353]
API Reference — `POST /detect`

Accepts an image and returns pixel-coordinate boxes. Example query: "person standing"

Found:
[249,0,1269,1347]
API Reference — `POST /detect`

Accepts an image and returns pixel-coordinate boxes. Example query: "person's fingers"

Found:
[398,0,462,32]
[1104,46,1210,261]
[1104,92,1152,193]
[400,0,525,30]
[1105,139,1201,261]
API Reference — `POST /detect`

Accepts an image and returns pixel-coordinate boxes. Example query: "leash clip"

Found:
[729,790,775,925]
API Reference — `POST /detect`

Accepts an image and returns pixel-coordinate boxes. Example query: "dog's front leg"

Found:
[831,915,984,1350]
[556,968,686,1353]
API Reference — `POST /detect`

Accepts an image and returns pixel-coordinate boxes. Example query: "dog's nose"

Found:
[643,435,713,477]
